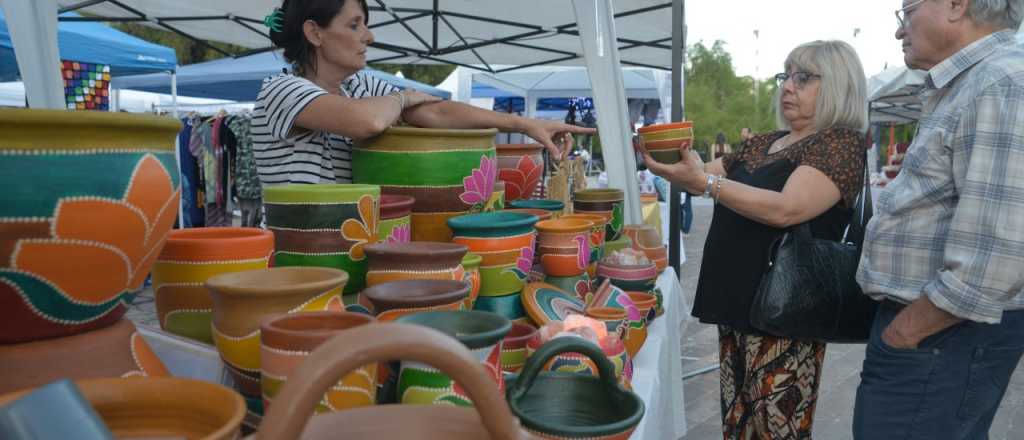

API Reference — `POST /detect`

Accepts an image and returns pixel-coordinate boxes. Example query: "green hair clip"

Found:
[263,8,284,33]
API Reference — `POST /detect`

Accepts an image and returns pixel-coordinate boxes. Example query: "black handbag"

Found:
[749,157,878,343]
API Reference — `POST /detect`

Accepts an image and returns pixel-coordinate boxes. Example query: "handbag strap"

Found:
[842,150,873,248]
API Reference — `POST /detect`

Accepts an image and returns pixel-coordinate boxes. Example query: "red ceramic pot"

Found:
[496,144,545,202]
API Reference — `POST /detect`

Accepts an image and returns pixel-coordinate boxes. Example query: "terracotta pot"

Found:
[255,323,540,439]
[206,266,348,406]
[622,224,667,273]
[496,144,545,202]
[560,213,607,278]
[263,184,380,294]
[596,260,658,293]
[637,121,693,164]
[508,199,564,218]
[623,292,656,356]
[525,333,632,391]
[365,241,467,287]
[353,127,499,242]
[603,236,633,257]
[261,312,377,414]
[378,194,415,244]
[501,322,538,373]
[535,218,591,278]
[0,377,245,440]
[362,279,469,322]
[0,109,181,343]
[585,307,628,338]
[153,227,274,344]
[503,208,553,222]
[544,272,591,302]
[0,318,168,394]
[510,337,643,440]
[462,252,483,308]
[573,189,624,242]
[395,311,510,406]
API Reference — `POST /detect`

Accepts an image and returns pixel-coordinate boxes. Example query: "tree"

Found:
[684,40,777,158]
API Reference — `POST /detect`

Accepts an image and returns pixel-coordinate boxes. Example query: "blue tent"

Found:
[0,11,176,82]
[113,51,450,101]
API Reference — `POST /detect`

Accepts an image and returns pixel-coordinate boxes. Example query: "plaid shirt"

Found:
[857,30,1024,324]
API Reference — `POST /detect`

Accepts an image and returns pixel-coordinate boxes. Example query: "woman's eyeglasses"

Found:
[774,72,822,90]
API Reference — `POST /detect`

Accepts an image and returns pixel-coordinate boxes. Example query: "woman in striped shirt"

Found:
[254,0,595,185]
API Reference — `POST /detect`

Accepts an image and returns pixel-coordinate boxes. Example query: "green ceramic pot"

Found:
[263,184,380,294]
[449,212,538,301]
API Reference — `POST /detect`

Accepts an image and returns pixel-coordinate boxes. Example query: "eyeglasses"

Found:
[774,72,821,89]
[896,0,927,29]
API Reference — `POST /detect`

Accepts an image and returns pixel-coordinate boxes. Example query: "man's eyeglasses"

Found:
[896,0,926,29]
[774,72,821,89]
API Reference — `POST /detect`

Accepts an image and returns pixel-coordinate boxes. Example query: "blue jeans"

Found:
[680,193,692,234]
[853,300,1024,440]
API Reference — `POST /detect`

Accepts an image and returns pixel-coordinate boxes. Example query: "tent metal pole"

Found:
[170,70,185,229]
[669,0,685,275]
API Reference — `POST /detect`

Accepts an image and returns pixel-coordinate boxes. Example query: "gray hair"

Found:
[967,0,1023,30]
[774,40,868,133]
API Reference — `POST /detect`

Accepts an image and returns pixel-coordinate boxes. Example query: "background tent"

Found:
[867,67,926,124]
[0,11,175,81]
[113,50,451,101]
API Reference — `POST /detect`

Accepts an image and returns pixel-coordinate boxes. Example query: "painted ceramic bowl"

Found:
[500,322,538,373]
[596,260,658,293]
[0,109,181,343]
[521,282,585,327]
[637,121,693,164]
[535,218,592,278]
[573,189,624,241]
[364,241,468,289]
[362,279,469,322]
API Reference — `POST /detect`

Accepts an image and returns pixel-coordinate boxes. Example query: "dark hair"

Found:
[268,0,370,76]
[715,132,727,144]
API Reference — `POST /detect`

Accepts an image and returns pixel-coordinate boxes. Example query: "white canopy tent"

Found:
[867,66,926,124]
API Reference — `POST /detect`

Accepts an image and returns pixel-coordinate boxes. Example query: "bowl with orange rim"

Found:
[638,121,694,164]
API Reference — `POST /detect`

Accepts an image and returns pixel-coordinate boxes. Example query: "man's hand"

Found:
[881,296,964,349]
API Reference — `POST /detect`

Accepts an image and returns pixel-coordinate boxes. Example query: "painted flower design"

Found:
[11,154,180,305]
[505,243,535,282]
[341,195,379,261]
[459,155,496,210]
[574,235,590,271]
[499,155,543,201]
[385,223,411,244]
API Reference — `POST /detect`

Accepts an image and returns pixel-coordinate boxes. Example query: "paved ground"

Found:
[675,198,1024,440]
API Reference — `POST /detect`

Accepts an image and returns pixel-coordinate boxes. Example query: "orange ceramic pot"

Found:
[260,312,377,414]
[152,227,274,344]
[573,189,624,242]
[535,218,592,278]
[462,252,483,308]
[560,213,607,278]
[623,224,667,273]
[0,317,169,394]
[637,121,693,164]
[496,144,545,202]
[585,307,628,339]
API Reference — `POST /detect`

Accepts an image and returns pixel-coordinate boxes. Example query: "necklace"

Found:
[768,131,814,155]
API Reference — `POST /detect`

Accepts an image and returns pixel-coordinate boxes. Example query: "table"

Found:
[629,266,688,439]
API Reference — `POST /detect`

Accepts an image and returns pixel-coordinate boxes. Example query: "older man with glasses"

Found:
[854,1,1024,439]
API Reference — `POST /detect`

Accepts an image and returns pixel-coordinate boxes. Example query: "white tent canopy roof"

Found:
[470,66,664,99]
[55,0,676,71]
[867,66,926,124]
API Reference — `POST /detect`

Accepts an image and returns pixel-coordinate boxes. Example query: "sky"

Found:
[684,0,910,79]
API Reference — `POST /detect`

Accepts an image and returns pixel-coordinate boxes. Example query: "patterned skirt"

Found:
[718,325,826,440]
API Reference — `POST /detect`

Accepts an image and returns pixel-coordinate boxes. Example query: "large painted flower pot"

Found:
[0,378,245,440]
[0,318,169,394]
[623,224,667,273]
[263,184,379,295]
[535,218,592,278]
[573,189,624,242]
[353,127,498,242]
[378,194,415,244]
[637,121,693,165]
[206,266,347,410]
[560,213,607,279]
[496,144,545,202]
[362,279,469,322]
[0,109,181,343]
[396,310,511,406]
[152,227,274,344]
[261,311,377,414]
[509,337,644,440]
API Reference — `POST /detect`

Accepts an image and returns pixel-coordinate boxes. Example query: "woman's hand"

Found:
[518,119,597,159]
[400,89,442,109]
[638,139,708,195]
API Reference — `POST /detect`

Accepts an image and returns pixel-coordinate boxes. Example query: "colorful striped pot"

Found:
[573,189,624,242]
[353,127,498,242]
[596,261,658,294]
[500,322,538,373]
[637,121,693,164]
[362,279,469,322]
[152,227,274,344]
[260,312,377,414]
[0,317,169,395]
[560,213,607,279]
[462,252,483,308]
[449,212,538,320]
[0,109,181,343]
[535,218,591,278]
[206,267,347,411]
[363,242,468,312]
[496,144,545,202]
[508,199,564,218]
[622,224,667,273]
[395,310,510,406]
[263,184,380,294]
[378,194,414,244]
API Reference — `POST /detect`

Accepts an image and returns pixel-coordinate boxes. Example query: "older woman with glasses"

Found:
[641,40,868,439]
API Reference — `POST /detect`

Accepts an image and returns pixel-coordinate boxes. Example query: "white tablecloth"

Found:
[630,266,688,439]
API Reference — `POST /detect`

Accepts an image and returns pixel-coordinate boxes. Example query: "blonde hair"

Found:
[774,40,868,133]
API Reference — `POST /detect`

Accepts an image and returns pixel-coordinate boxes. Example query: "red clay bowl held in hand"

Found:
[638,121,694,164]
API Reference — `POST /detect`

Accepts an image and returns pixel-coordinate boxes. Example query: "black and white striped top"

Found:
[252,73,397,186]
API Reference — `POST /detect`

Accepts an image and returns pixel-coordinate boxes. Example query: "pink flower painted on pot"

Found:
[574,235,590,271]
[385,223,411,244]
[516,245,534,275]
[459,155,497,208]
